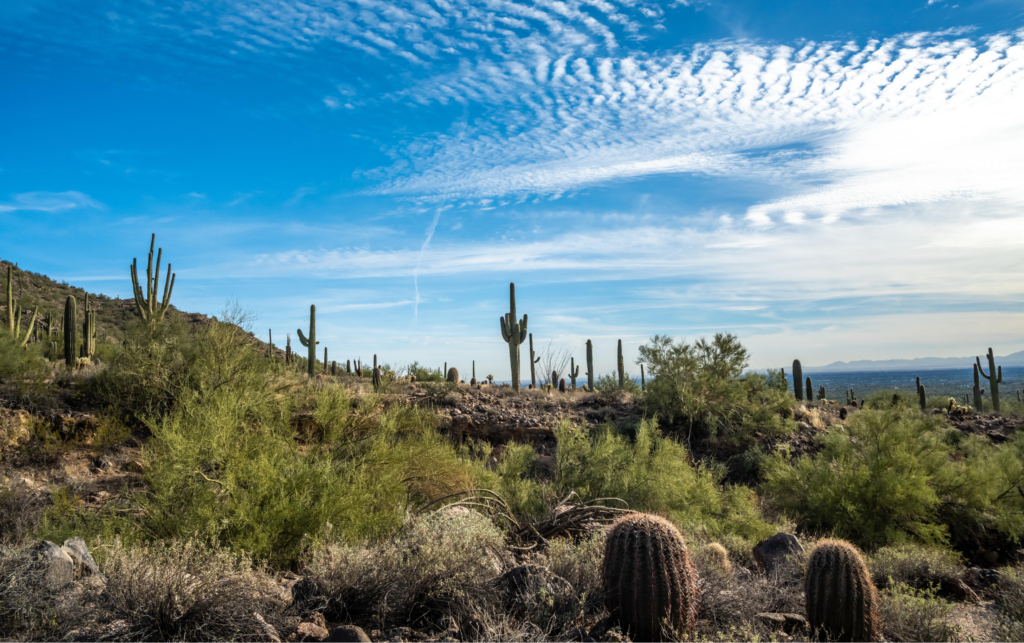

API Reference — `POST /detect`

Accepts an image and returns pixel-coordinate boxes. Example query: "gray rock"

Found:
[755,612,807,634]
[25,540,74,590]
[752,533,804,576]
[323,625,371,642]
[61,537,103,581]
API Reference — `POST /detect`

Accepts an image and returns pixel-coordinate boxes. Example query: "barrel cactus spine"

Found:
[793,359,804,400]
[499,283,528,390]
[976,348,1002,412]
[296,305,319,378]
[130,233,176,325]
[602,513,699,642]
[63,296,77,368]
[804,538,881,642]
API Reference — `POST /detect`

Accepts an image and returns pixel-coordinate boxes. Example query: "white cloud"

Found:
[0,191,104,213]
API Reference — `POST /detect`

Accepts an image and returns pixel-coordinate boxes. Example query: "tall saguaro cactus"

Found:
[586,339,594,391]
[569,357,579,390]
[617,339,625,388]
[793,359,804,400]
[806,376,813,403]
[499,283,528,390]
[63,296,77,368]
[5,266,37,347]
[976,348,1003,412]
[641,364,646,392]
[529,333,540,387]
[973,363,984,410]
[296,305,319,378]
[81,294,96,357]
[130,233,176,325]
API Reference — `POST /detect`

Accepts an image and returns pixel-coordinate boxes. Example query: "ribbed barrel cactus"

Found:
[602,513,699,642]
[446,367,459,384]
[499,283,528,390]
[805,539,880,642]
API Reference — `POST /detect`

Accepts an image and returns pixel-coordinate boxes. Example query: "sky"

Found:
[2,0,1024,378]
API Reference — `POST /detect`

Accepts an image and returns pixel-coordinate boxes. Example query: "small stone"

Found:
[291,622,329,642]
[752,533,804,576]
[755,612,807,634]
[61,537,103,580]
[25,540,74,590]
[323,625,371,642]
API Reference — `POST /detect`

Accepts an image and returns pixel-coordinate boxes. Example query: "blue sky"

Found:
[2,0,1024,378]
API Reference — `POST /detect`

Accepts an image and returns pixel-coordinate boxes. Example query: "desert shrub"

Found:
[421,380,461,406]
[408,361,445,382]
[96,538,287,641]
[309,382,353,443]
[0,486,47,547]
[994,565,1024,641]
[763,408,1024,549]
[877,582,960,642]
[0,331,48,388]
[547,533,605,602]
[638,334,793,446]
[491,442,547,518]
[554,418,772,541]
[298,510,508,629]
[0,543,88,641]
[870,543,966,591]
[92,411,133,453]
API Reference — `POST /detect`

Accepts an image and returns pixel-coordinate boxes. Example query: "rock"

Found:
[966,567,1002,589]
[25,540,74,590]
[290,622,329,642]
[755,612,807,634]
[940,578,980,603]
[61,537,103,581]
[753,533,804,576]
[323,625,372,642]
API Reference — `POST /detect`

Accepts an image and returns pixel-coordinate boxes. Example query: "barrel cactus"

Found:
[602,513,699,641]
[446,367,459,384]
[805,539,881,642]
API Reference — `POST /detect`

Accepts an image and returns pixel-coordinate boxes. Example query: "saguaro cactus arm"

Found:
[130,233,176,323]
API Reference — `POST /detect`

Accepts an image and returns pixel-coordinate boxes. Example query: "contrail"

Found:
[413,178,451,322]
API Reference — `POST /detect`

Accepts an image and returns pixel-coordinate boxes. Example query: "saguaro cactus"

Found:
[919,385,927,411]
[586,339,594,391]
[602,513,699,642]
[617,339,625,388]
[81,294,96,358]
[806,376,813,403]
[641,364,646,392]
[973,363,983,410]
[793,359,803,400]
[529,333,540,387]
[324,347,328,375]
[286,334,292,365]
[130,233,176,324]
[63,296,77,368]
[5,266,37,347]
[471,360,477,386]
[296,305,319,378]
[499,283,528,390]
[976,348,1002,412]
[373,366,383,392]
[569,357,580,390]
[804,539,881,642]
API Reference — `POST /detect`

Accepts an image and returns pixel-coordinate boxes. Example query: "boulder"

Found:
[323,625,371,642]
[25,540,74,590]
[755,612,807,634]
[752,533,804,576]
[61,537,103,581]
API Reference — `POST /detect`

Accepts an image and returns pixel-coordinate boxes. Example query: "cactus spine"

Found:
[602,513,699,642]
[296,305,318,378]
[499,283,528,390]
[617,339,625,388]
[130,233,176,324]
[919,385,927,411]
[63,296,77,368]
[976,348,1002,412]
[529,333,540,387]
[586,339,594,391]
[569,357,580,390]
[793,359,803,400]
[804,539,881,642]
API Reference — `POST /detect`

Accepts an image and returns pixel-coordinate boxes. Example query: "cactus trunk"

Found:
[296,304,318,379]
[976,348,1002,412]
[641,364,646,392]
[806,376,813,403]
[569,357,579,390]
[617,339,625,388]
[919,385,927,411]
[586,339,594,391]
[63,296,77,368]
[529,334,538,387]
[793,359,803,400]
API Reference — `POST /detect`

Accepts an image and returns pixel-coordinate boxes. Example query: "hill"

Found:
[804,350,1024,373]
[0,257,210,345]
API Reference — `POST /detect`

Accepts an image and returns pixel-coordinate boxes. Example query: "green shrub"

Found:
[994,565,1024,642]
[638,334,793,447]
[408,361,445,382]
[763,408,1024,549]
[869,544,966,591]
[554,418,772,541]
[0,332,48,388]
[877,582,960,642]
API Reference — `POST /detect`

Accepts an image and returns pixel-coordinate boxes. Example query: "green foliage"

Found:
[0,331,48,386]
[408,361,445,382]
[92,412,133,453]
[638,334,794,446]
[763,408,1024,549]
[877,582,960,643]
[554,418,772,541]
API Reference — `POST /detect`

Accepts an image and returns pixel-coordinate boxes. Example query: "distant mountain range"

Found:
[802,350,1024,373]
